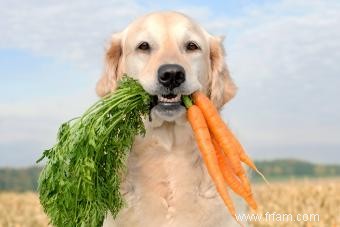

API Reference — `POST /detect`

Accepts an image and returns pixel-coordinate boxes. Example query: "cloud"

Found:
[0,0,220,67]
[0,0,146,66]
[222,0,340,148]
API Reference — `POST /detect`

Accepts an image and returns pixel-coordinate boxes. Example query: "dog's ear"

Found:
[208,36,237,109]
[96,33,122,97]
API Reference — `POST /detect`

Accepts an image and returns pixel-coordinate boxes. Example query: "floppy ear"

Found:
[96,33,122,97]
[208,36,237,109]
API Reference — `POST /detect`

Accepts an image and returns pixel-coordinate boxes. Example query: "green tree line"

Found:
[253,159,340,181]
[0,160,340,191]
[0,166,42,191]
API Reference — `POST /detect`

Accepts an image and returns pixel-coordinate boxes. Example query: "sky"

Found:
[1,0,339,167]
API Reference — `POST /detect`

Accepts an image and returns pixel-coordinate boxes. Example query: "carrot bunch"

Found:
[182,92,267,223]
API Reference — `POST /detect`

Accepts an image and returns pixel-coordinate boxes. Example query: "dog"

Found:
[97,11,245,227]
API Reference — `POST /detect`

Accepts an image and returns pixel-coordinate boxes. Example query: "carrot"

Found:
[182,96,240,223]
[228,131,270,185]
[191,91,269,188]
[192,91,252,192]
[212,138,257,210]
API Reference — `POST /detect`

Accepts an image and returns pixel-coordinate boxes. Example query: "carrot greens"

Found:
[37,76,151,227]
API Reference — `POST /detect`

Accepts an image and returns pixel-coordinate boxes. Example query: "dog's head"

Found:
[96,11,236,122]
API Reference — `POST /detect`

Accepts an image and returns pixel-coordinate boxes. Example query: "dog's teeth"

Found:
[174,94,181,102]
[158,94,182,103]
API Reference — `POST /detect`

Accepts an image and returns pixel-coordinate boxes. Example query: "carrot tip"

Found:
[250,204,258,211]
[254,168,271,187]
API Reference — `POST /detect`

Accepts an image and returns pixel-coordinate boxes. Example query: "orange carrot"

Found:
[212,138,257,210]
[183,97,239,222]
[192,91,268,185]
[228,131,270,185]
[192,91,252,192]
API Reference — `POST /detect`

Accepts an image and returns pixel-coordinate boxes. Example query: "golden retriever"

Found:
[97,11,244,227]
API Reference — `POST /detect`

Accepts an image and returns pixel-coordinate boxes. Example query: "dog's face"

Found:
[96,12,237,122]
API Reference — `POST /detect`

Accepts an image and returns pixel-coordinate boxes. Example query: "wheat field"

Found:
[251,179,340,227]
[0,179,339,227]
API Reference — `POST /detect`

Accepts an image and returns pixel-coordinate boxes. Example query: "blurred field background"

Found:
[1,160,339,227]
[1,180,339,227]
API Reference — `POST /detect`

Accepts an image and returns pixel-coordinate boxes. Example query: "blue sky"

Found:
[1,0,340,166]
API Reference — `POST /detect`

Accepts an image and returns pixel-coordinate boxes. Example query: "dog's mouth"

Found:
[157,93,182,105]
[150,93,184,108]
[150,93,186,121]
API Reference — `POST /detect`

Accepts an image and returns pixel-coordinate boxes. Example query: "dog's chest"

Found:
[126,137,209,205]
[103,123,240,227]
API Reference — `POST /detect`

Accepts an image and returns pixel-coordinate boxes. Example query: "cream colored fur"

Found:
[97,11,245,227]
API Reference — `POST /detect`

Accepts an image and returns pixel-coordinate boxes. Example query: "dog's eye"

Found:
[137,42,150,51]
[186,41,200,51]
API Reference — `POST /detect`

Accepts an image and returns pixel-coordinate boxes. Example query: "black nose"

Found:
[158,64,185,89]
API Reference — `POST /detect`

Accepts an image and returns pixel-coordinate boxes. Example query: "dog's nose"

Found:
[158,64,185,89]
